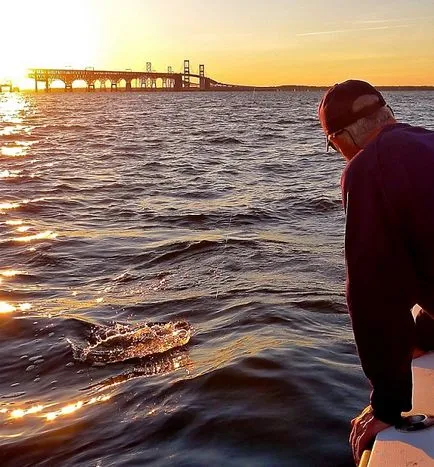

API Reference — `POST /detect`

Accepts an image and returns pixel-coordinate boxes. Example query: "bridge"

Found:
[28,60,257,92]
[0,80,14,92]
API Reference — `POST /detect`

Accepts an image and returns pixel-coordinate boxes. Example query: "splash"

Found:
[70,321,192,364]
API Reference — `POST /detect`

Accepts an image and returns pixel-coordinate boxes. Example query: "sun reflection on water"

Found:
[0,269,25,277]
[10,405,44,419]
[0,302,16,314]
[13,230,57,242]
[0,170,21,178]
[1,394,112,423]
[0,302,32,313]
[0,202,21,210]
[0,93,29,124]
[1,145,28,157]
[5,219,23,225]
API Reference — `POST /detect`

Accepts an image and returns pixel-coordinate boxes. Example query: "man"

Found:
[317,80,434,465]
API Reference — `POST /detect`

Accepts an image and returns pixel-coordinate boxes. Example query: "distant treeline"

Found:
[275,85,434,92]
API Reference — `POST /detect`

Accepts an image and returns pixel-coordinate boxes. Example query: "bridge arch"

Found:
[71,79,87,90]
[49,78,66,89]
[95,78,110,90]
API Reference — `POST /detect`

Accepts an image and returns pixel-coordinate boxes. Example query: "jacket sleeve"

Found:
[343,166,417,425]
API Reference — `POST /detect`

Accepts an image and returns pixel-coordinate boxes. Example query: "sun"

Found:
[1,1,100,89]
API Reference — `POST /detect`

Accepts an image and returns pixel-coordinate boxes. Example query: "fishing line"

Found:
[214,212,233,299]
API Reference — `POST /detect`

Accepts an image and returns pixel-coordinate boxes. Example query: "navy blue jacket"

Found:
[341,123,434,424]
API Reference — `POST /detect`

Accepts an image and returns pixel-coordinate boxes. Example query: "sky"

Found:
[1,0,434,88]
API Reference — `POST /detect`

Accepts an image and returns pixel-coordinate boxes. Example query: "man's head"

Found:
[318,80,396,161]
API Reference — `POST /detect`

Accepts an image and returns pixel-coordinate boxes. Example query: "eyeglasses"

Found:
[326,129,345,152]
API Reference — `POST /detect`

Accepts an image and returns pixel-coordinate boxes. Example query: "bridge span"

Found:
[28,60,256,92]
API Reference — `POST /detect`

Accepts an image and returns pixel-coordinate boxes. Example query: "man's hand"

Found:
[349,405,391,465]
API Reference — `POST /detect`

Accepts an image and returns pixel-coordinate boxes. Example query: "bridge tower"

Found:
[164,66,173,88]
[199,64,205,90]
[145,62,157,89]
[183,60,190,88]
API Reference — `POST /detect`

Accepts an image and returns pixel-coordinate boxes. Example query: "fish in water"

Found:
[82,348,191,391]
[70,321,192,364]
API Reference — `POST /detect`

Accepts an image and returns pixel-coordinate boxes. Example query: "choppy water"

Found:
[0,89,433,466]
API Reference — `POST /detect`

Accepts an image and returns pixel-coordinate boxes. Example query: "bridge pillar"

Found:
[87,82,95,92]
[111,82,117,91]
[126,81,132,91]
[65,82,73,92]
[45,78,50,92]
[174,75,183,91]
[34,79,38,92]
[183,59,190,88]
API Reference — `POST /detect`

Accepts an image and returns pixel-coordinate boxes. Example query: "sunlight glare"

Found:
[44,395,111,422]
[1,146,28,157]
[3,394,112,424]
[0,302,15,314]
[0,202,20,210]
[1,1,100,88]
[6,220,23,225]
[14,231,58,242]
[0,270,24,277]
[0,170,21,178]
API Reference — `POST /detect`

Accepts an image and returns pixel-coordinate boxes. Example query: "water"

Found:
[0,90,433,466]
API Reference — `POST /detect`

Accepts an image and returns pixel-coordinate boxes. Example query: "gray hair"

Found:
[341,96,395,148]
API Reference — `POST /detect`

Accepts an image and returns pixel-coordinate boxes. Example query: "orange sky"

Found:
[2,0,434,88]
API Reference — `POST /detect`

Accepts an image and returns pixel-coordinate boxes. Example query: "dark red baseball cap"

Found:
[318,80,386,136]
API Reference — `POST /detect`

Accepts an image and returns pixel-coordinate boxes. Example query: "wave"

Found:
[138,239,222,266]
[276,118,297,125]
[207,137,243,145]
[291,298,347,314]
[136,237,259,268]
[305,197,342,213]
[258,133,287,141]
[25,250,67,267]
[42,124,88,131]
[0,134,39,142]
[286,196,342,214]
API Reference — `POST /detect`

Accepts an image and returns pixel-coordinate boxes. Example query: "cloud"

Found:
[297,24,409,37]
[354,16,434,25]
